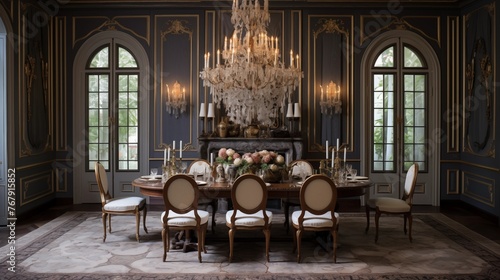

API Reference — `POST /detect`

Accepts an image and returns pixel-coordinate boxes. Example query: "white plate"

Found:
[141,175,162,180]
[352,176,369,180]
[196,180,207,186]
[296,181,304,185]
[265,183,271,187]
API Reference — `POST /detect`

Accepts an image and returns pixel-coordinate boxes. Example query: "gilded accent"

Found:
[308,15,354,154]
[19,170,54,206]
[73,16,150,47]
[446,169,459,195]
[161,20,192,37]
[463,171,495,207]
[360,16,440,47]
[446,16,459,153]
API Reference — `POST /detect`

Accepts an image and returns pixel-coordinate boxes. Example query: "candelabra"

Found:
[199,0,303,127]
[320,81,342,115]
[165,81,187,118]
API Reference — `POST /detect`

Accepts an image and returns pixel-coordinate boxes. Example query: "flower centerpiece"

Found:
[216,148,287,183]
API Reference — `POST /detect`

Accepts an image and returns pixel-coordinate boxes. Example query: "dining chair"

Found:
[161,174,209,262]
[187,159,218,233]
[94,162,148,242]
[291,174,339,263]
[226,174,273,262]
[365,163,419,242]
[282,159,314,232]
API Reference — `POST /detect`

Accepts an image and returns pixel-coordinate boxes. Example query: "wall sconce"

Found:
[165,81,187,118]
[320,81,342,115]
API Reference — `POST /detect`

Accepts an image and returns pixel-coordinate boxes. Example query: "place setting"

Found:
[140,168,162,181]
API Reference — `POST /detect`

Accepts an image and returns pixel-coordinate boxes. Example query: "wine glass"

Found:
[345,164,352,178]
[350,168,358,180]
[150,168,158,177]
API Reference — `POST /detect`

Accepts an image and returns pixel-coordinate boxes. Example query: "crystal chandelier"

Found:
[199,0,303,127]
[320,81,342,115]
[165,81,187,118]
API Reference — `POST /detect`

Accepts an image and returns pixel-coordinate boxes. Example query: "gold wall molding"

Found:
[154,15,198,152]
[463,171,495,207]
[72,15,150,47]
[19,170,54,206]
[360,15,440,48]
[462,2,495,157]
[446,169,460,195]
[18,1,52,158]
[440,159,500,173]
[308,15,354,154]
[446,16,459,153]
[52,16,68,151]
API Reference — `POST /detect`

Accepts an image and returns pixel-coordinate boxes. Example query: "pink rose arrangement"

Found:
[216,148,286,176]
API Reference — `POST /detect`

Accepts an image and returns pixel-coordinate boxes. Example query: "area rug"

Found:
[1,211,499,279]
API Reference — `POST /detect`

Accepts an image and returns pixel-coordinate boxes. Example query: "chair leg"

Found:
[202,224,208,253]
[403,213,408,234]
[228,228,235,262]
[263,228,271,262]
[197,228,203,263]
[284,201,290,233]
[292,226,297,253]
[102,212,108,242]
[331,228,337,263]
[296,229,302,263]
[143,206,148,234]
[211,200,217,234]
[162,227,167,262]
[108,214,112,233]
[408,213,413,242]
[365,205,370,233]
[374,210,381,243]
[135,211,141,242]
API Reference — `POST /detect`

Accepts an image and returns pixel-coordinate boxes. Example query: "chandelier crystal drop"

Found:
[200,0,303,127]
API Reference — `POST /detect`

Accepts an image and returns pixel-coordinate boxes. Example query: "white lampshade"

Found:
[199,102,206,117]
[207,103,215,118]
[293,103,301,118]
[286,103,294,118]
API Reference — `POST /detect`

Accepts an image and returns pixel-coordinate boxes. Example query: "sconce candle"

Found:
[320,81,342,115]
[180,140,183,158]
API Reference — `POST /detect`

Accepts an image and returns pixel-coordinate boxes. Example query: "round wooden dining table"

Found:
[132,176,372,199]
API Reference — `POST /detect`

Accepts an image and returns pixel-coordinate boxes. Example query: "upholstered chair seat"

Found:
[226,210,274,227]
[104,197,146,212]
[291,211,339,228]
[161,210,209,227]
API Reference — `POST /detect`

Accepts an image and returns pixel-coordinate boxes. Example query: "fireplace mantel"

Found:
[198,137,303,162]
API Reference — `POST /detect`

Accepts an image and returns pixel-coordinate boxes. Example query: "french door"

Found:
[74,33,149,203]
[363,35,439,205]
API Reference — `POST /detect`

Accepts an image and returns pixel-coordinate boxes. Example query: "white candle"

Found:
[325,140,329,159]
[336,138,339,151]
[164,148,167,166]
[180,140,183,158]
[210,153,214,165]
[217,49,220,65]
[331,148,334,168]
[173,141,176,153]
[344,147,347,163]
[167,148,171,161]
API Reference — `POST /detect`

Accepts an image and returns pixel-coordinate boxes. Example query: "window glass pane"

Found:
[129,109,138,126]
[404,127,414,143]
[88,109,99,126]
[415,75,426,91]
[119,127,128,143]
[119,91,128,108]
[129,91,138,108]
[373,144,383,160]
[129,161,139,170]
[405,109,414,126]
[88,75,99,92]
[384,74,394,91]
[385,91,394,108]
[118,109,128,126]
[99,109,109,126]
[99,127,109,143]
[415,127,426,143]
[373,109,384,126]
[88,127,99,143]
[89,47,109,68]
[404,46,424,67]
[373,74,384,91]
[118,144,128,160]
[415,109,425,126]
[374,46,394,67]
[129,127,138,143]
[373,162,384,171]
[129,75,138,91]
[118,47,138,68]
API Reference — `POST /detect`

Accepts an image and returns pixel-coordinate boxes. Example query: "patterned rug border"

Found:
[1,211,499,280]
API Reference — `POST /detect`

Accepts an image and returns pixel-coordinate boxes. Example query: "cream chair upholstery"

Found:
[283,160,314,232]
[365,163,419,242]
[291,174,339,263]
[226,174,273,262]
[187,159,218,233]
[94,162,148,242]
[161,174,209,262]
